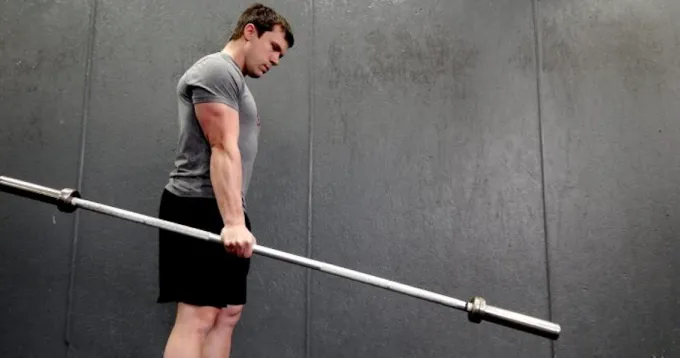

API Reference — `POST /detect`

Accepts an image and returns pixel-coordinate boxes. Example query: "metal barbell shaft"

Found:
[0,175,560,340]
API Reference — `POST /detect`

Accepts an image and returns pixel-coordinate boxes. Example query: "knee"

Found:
[175,304,220,335]
[215,305,243,329]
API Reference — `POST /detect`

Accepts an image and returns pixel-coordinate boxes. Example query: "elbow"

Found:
[210,141,240,161]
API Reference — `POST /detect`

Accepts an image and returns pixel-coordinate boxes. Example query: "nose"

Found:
[271,54,280,66]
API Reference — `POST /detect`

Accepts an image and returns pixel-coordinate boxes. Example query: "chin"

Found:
[247,69,263,78]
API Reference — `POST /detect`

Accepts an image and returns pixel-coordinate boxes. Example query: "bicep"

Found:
[195,102,240,151]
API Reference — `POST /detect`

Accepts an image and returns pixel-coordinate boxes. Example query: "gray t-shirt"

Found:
[165,52,260,210]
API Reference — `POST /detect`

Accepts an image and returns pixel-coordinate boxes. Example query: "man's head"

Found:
[229,3,294,78]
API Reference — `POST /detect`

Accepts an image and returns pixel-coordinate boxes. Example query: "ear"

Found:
[243,23,257,40]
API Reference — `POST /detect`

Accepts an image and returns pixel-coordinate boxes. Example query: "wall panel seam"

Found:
[64,0,99,352]
[531,0,556,357]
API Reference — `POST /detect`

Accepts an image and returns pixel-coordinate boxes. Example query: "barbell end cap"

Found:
[57,188,80,213]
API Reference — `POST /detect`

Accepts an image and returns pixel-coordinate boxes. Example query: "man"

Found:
[156,3,294,358]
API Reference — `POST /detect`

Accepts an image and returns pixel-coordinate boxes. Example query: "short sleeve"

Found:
[188,59,243,111]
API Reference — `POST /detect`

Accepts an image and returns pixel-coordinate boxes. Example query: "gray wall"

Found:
[0,1,678,358]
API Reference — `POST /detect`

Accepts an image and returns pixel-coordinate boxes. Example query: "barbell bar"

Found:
[0,175,560,340]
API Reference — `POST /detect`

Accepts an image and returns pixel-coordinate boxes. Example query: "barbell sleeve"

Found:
[0,175,81,213]
[467,296,559,339]
[0,175,561,340]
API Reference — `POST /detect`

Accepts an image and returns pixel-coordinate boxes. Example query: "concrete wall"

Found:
[541,1,680,357]
[1,0,678,357]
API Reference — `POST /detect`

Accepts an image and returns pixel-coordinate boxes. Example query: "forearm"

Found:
[210,146,245,227]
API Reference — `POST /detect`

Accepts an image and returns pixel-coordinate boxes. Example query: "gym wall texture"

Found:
[1,0,678,357]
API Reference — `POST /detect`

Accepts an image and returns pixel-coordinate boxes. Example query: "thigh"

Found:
[158,190,223,275]
[158,190,251,307]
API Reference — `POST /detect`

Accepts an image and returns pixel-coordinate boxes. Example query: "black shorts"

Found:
[157,189,251,307]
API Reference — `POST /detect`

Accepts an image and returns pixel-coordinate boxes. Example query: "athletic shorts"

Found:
[156,188,251,307]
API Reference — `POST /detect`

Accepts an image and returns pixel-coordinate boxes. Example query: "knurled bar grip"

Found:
[0,175,561,340]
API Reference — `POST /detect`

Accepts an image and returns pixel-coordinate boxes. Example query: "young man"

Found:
[156,4,294,358]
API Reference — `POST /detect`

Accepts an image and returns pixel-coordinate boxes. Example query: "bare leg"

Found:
[164,303,220,358]
[202,305,244,358]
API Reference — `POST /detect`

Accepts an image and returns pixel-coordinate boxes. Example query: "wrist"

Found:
[223,216,246,228]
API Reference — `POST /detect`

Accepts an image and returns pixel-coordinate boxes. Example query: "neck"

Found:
[222,40,246,74]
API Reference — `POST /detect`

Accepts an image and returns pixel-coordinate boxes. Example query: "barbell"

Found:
[0,175,561,340]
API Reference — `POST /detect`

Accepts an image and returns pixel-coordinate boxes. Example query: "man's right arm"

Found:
[195,102,244,226]
[195,101,254,257]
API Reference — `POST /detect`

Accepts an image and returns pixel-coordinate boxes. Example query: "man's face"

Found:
[243,24,289,78]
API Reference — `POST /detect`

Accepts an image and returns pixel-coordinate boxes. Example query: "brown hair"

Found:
[230,3,294,48]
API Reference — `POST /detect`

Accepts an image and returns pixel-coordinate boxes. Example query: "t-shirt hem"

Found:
[164,182,248,210]
[164,183,215,198]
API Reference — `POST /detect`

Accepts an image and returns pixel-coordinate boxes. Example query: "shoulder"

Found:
[182,53,247,108]
[188,53,244,89]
